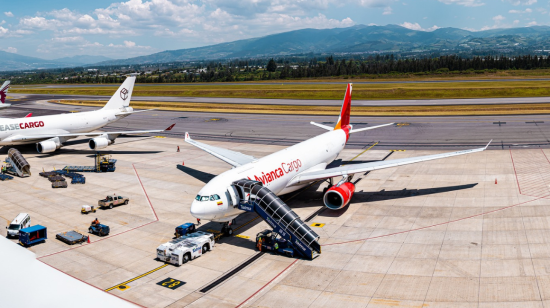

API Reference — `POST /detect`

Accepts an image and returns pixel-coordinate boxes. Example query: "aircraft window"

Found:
[210,194,220,201]
[200,196,210,201]
[195,195,201,201]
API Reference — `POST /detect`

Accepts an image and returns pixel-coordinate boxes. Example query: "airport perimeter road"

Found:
[5,96,550,151]
[10,93,550,107]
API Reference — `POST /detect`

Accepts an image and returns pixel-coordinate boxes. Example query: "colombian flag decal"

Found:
[217,201,223,206]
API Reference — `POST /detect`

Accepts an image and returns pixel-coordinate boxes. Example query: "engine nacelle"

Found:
[36,138,61,153]
[89,137,113,150]
[323,182,356,210]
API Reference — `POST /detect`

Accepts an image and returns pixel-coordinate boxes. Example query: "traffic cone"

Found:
[182,161,184,166]
[177,146,180,152]
[87,236,90,243]
[495,178,497,184]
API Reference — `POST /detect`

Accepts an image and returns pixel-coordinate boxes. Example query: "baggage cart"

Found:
[56,230,88,245]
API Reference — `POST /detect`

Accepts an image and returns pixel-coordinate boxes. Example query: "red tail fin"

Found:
[334,83,352,130]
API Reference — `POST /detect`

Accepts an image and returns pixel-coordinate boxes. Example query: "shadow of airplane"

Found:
[176,164,216,184]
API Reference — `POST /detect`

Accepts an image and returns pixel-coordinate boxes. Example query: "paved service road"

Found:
[10,93,550,107]
[4,94,550,151]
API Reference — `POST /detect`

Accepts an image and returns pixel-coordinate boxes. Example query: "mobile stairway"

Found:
[230,179,321,260]
[3,148,31,177]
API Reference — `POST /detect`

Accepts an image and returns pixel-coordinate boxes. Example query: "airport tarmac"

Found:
[5,95,550,150]
[2,136,550,307]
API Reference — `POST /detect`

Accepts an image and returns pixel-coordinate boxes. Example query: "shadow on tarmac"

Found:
[176,164,216,184]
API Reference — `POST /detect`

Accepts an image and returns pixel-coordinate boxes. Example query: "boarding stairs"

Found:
[4,148,31,177]
[231,179,321,260]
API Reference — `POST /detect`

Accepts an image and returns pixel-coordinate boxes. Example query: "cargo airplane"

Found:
[186,84,491,234]
[0,77,174,153]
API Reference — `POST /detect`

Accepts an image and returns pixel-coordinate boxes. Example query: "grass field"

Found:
[12,80,550,100]
[52,99,550,116]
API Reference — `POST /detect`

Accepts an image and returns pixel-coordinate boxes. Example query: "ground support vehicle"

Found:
[174,223,196,238]
[256,229,295,258]
[156,231,215,266]
[81,205,96,214]
[98,195,129,209]
[64,153,116,173]
[56,230,88,245]
[6,213,31,238]
[89,224,110,237]
[52,180,67,188]
[19,225,47,246]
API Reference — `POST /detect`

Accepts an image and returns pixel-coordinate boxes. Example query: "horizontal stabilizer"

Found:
[350,122,394,134]
[310,122,333,131]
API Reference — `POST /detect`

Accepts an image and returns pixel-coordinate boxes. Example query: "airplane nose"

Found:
[190,200,215,220]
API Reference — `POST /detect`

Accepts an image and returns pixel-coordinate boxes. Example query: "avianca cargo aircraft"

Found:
[186,83,491,233]
[0,80,11,109]
[0,77,174,153]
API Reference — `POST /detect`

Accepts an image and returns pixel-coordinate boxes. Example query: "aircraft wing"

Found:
[184,132,256,167]
[7,124,175,142]
[288,141,492,186]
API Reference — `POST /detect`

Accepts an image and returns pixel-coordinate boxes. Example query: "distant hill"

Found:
[2,24,550,72]
[0,53,112,72]
[95,25,550,66]
[53,55,112,66]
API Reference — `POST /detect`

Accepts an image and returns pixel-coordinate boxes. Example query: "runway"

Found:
[4,94,550,151]
[11,93,550,107]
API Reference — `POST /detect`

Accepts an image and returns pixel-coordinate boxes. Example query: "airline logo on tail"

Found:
[0,81,10,104]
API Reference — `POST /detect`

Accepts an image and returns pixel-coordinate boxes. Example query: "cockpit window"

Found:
[200,196,210,201]
[210,194,220,201]
[195,195,201,201]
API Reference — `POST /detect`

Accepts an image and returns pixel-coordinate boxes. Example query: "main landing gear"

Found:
[221,219,237,236]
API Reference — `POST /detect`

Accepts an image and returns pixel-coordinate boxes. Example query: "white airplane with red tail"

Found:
[0,80,11,109]
[186,84,491,232]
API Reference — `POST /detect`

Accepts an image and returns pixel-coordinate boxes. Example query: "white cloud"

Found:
[527,20,537,26]
[383,7,393,15]
[4,11,13,17]
[2,47,17,53]
[505,0,536,5]
[509,8,532,13]
[400,22,440,31]
[438,0,485,7]
[493,15,505,21]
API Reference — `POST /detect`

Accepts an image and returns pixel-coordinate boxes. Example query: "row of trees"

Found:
[5,54,550,84]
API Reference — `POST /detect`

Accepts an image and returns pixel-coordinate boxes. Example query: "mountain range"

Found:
[94,24,550,66]
[2,24,550,71]
[0,52,111,72]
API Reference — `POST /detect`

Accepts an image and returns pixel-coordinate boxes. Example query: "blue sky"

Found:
[0,0,547,59]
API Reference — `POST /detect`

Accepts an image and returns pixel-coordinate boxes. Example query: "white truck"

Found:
[156,231,215,266]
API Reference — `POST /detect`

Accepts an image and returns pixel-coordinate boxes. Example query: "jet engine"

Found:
[36,138,61,153]
[89,137,113,150]
[323,182,356,210]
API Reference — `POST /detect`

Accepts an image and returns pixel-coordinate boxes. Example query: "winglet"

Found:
[25,113,32,118]
[185,132,190,140]
[164,123,176,131]
[484,139,493,150]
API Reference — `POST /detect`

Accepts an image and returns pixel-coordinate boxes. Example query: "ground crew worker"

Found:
[257,237,262,251]
[274,242,279,250]
[92,218,100,226]
[177,146,180,152]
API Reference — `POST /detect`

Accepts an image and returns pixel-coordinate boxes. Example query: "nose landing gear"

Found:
[221,219,236,236]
